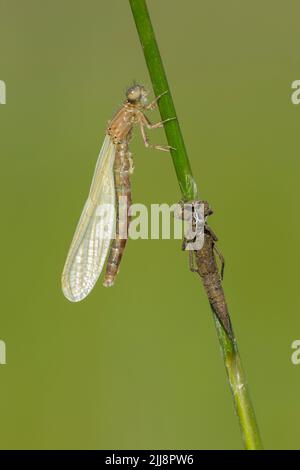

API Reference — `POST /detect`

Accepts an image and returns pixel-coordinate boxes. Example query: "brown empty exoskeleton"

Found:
[182,201,233,338]
[62,84,175,302]
[104,85,174,287]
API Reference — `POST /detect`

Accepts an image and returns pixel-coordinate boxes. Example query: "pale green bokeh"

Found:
[0,0,300,449]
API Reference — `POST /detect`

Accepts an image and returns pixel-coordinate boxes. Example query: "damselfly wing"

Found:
[62,135,115,302]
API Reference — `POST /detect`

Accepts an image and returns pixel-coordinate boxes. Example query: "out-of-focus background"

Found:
[0,0,299,450]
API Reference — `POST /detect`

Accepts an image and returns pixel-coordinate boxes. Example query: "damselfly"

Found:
[62,84,174,302]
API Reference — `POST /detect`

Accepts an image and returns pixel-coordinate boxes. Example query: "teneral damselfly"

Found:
[181,200,233,338]
[62,84,174,302]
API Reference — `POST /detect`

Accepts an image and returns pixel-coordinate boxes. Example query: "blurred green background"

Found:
[0,0,300,450]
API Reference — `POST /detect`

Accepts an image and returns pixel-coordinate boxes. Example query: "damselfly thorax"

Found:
[62,84,174,302]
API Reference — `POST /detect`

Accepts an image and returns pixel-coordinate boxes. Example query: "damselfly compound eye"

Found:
[126,85,142,102]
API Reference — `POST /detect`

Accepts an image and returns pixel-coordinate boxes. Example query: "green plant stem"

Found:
[129,0,263,450]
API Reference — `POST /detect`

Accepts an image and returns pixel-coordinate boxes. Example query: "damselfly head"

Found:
[126,84,148,105]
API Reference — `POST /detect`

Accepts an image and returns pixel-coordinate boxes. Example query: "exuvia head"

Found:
[184,200,213,222]
[126,83,148,105]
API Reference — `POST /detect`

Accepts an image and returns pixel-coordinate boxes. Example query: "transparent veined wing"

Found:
[62,135,116,302]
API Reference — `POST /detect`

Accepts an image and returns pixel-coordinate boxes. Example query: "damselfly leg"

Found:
[139,114,176,152]
[213,243,225,280]
[62,83,176,301]
[145,90,168,110]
